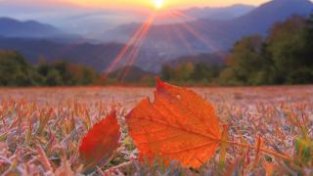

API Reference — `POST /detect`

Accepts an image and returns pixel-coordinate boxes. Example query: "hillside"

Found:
[0,37,124,71]
[0,17,62,38]
[184,4,255,20]
[233,0,313,34]
[0,36,163,72]
[110,0,313,58]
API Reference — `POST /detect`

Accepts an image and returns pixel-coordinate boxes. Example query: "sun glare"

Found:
[153,0,165,9]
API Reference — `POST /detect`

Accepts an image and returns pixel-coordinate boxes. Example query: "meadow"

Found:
[0,85,312,175]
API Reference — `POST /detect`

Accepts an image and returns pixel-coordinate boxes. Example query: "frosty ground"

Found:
[0,86,312,175]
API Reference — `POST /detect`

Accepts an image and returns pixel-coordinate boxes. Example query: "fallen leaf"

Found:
[126,79,221,168]
[79,111,120,169]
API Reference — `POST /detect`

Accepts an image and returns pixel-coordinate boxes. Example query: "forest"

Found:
[161,15,313,85]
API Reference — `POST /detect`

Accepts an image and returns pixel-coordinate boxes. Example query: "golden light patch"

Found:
[153,0,165,9]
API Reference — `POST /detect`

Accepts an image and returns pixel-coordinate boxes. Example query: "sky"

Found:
[68,0,269,9]
[0,0,271,9]
[1,0,310,36]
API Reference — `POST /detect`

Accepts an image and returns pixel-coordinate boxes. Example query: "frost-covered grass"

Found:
[0,86,312,175]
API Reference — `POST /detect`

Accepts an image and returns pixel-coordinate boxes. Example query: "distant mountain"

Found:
[0,36,122,71]
[0,17,62,38]
[184,4,255,20]
[0,3,148,37]
[110,0,313,57]
[101,4,255,43]
[0,36,163,72]
[0,3,255,39]
[233,0,313,34]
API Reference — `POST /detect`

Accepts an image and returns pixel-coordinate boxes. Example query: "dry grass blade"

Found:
[36,145,53,172]
[254,135,263,167]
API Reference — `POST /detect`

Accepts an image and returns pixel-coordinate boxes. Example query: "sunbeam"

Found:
[104,8,224,83]
[104,15,155,82]
[170,10,220,52]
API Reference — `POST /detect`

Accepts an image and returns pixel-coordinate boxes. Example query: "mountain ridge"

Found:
[0,36,163,72]
[184,4,255,20]
[110,0,313,58]
[0,17,62,38]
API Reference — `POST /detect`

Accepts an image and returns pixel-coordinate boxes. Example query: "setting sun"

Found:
[153,0,165,9]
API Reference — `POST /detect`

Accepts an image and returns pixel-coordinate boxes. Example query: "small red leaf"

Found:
[79,111,121,169]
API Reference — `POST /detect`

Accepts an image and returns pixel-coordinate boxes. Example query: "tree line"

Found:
[161,15,313,85]
[0,51,101,86]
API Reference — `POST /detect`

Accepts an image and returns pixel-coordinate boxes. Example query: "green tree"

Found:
[174,62,194,82]
[68,64,98,85]
[36,61,99,86]
[302,14,313,76]
[46,69,63,86]
[219,15,313,85]
[219,35,269,85]
[267,16,311,84]
[161,65,174,81]
[191,63,221,83]
[161,63,194,83]
[0,50,38,86]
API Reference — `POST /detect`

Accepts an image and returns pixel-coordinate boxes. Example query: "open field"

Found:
[0,86,312,175]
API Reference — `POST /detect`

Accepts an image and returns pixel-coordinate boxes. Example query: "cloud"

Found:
[0,0,71,6]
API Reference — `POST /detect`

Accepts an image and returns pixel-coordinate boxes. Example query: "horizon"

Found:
[0,0,312,22]
[0,0,275,37]
[0,0,272,10]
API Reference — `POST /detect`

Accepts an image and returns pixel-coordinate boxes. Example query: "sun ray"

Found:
[104,14,155,83]
[104,28,143,75]
[171,10,221,52]
[119,16,154,82]
[173,26,194,55]
[104,15,155,79]
[105,8,224,84]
